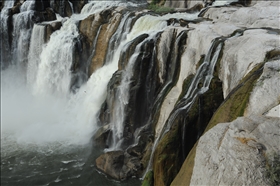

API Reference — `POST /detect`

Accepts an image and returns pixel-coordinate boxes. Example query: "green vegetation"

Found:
[204,62,264,132]
[265,152,280,186]
[154,122,181,186]
[171,62,264,185]
[148,4,174,14]
[142,171,154,186]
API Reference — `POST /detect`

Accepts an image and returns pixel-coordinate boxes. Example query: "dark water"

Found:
[1,142,141,186]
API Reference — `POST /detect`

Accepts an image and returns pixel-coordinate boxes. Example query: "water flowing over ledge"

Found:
[1,0,279,186]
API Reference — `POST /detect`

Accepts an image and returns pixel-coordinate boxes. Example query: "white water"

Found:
[20,0,35,12]
[143,38,224,179]
[1,2,120,150]
[1,1,201,184]
[0,1,15,66]
[212,0,238,6]
[27,24,45,87]
[127,12,199,41]
[11,11,34,66]
[2,1,151,151]
[109,43,143,150]
[33,18,78,97]
[107,11,199,151]
[81,0,141,15]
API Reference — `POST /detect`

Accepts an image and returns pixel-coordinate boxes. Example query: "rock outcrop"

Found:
[172,1,279,186]
[2,0,279,185]
[95,150,142,180]
[190,115,280,185]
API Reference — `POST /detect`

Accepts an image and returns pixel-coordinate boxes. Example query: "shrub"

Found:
[148,4,174,14]
[265,152,280,186]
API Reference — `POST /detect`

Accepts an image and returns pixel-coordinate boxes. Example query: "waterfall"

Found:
[143,37,225,178]
[105,12,199,151]
[104,12,134,64]
[11,9,34,67]
[1,0,206,184]
[27,24,46,87]
[33,18,79,97]
[20,0,36,11]
[68,0,74,14]
[0,1,15,68]
[126,12,199,41]
[109,39,145,150]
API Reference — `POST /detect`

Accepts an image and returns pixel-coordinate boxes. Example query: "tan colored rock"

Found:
[96,151,125,180]
[79,10,122,75]
[90,12,121,75]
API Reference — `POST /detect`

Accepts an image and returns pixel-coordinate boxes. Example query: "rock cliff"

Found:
[1,0,279,185]
[172,1,280,186]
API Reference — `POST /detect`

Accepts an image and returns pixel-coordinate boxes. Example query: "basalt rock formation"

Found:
[1,0,279,186]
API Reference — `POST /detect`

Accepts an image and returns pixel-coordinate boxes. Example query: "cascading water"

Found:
[1,1,142,185]
[1,0,210,184]
[27,24,46,87]
[105,12,199,151]
[0,0,15,68]
[33,18,78,97]
[11,1,36,68]
[143,37,225,178]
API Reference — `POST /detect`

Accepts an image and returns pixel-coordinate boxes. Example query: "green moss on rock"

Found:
[142,170,154,186]
[205,62,264,132]
[153,121,182,186]
[171,62,265,186]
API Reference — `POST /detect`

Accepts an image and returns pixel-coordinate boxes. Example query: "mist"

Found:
[1,67,94,148]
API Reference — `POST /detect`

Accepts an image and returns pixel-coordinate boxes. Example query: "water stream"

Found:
[1,0,203,185]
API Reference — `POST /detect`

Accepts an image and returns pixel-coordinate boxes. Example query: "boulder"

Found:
[95,150,142,180]
[92,124,111,148]
[190,115,280,185]
[96,151,125,180]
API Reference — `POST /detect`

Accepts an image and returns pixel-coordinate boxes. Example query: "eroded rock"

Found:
[191,116,280,185]
[95,150,142,180]
[246,60,280,116]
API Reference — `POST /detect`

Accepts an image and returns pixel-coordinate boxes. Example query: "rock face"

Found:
[246,60,280,116]
[219,29,279,98]
[172,1,280,186]
[190,115,280,185]
[202,1,279,29]
[2,0,279,185]
[79,9,125,75]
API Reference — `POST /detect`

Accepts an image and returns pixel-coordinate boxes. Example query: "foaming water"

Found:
[1,62,140,186]
[0,2,143,185]
[126,12,199,41]
[1,67,90,147]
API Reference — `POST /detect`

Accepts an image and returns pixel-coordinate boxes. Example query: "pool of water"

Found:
[1,141,141,186]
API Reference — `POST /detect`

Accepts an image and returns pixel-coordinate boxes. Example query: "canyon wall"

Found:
[1,0,279,185]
